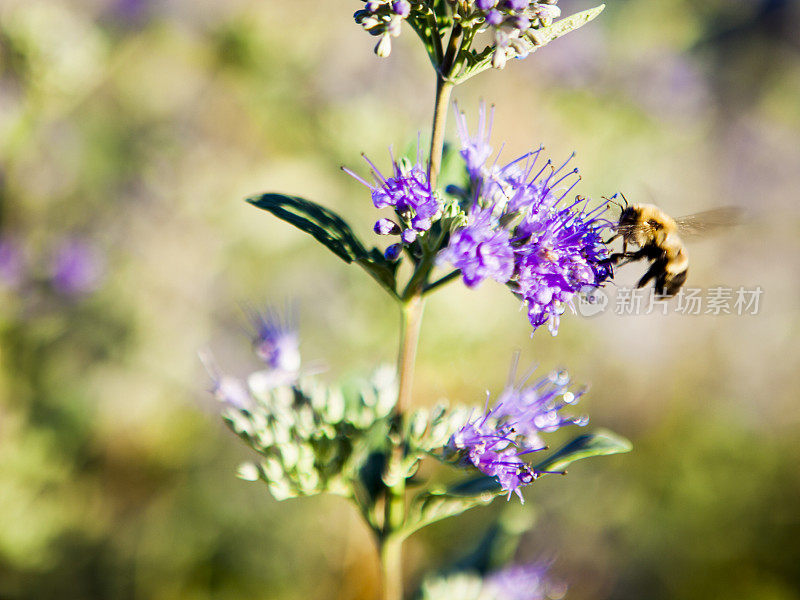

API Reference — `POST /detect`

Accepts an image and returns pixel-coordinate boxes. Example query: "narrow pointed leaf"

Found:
[533,428,632,473]
[447,475,502,497]
[456,5,605,83]
[403,490,493,537]
[526,5,606,48]
[401,475,506,536]
[247,193,398,296]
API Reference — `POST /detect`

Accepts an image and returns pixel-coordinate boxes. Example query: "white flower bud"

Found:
[492,47,508,69]
[375,33,392,57]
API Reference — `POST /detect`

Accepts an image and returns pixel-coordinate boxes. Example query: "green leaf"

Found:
[457,46,494,82]
[446,475,502,497]
[402,475,506,536]
[455,5,605,83]
[401,429,630,536]
[533,428,632,473]
[404,490,494,537]
[526,5,606,48]
[247,193,398,297]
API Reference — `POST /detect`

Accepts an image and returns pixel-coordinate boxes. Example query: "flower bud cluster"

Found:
[466,1,562,68]
[406,401,475,454]
[354,0,569,69]
[354,0,415,57]
[231,372,395,500]
[218,362,399,500]
[206,307,404,500]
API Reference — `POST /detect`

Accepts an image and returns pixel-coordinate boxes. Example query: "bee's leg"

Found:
[603,232,620,245]
[636,259,665,290]
[610,247,646,267]
[614,256,637,268]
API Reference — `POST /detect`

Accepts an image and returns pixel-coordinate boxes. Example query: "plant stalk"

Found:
[380,535,404,600]
[379,28,458,598]
[396,295,425,416]
[428,77,454,191]
[428,23,460,190]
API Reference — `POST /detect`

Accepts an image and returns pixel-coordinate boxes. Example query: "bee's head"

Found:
[618,205,640,228]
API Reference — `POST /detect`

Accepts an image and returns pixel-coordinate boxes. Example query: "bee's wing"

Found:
[674,207,744,239]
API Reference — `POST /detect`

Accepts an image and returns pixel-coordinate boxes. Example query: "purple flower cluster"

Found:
[446,362,587,500]
[439,104,612,335]
[514,196,612,333]
[469,1,562,68]
[344,151,441,261]
[354,0,414,57]
[437,208,514,287]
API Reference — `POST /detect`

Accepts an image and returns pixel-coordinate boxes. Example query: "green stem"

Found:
[380,535,404,600]
[428,76,453,192]
[378,25,461,597]
[428,23,460,190]
[380,297,424,600]
[396,295,425,415]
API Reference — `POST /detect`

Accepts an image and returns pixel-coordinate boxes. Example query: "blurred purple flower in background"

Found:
[0,237,25,290]
[422,560,562,600]
[483,562,558,600]
[250,306,301,375]
[492,366,588,452]
[111,0,151,23]
[200,306,303,413]
[50,237,105,297]
[199,350,254,410]
[237,305,304,391]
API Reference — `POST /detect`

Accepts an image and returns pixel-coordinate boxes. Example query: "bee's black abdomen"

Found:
[662,268,688,297]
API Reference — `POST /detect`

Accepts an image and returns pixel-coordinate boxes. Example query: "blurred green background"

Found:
[1,0,799,598]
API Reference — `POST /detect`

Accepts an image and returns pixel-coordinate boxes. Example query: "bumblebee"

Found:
[606,195,741,297]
